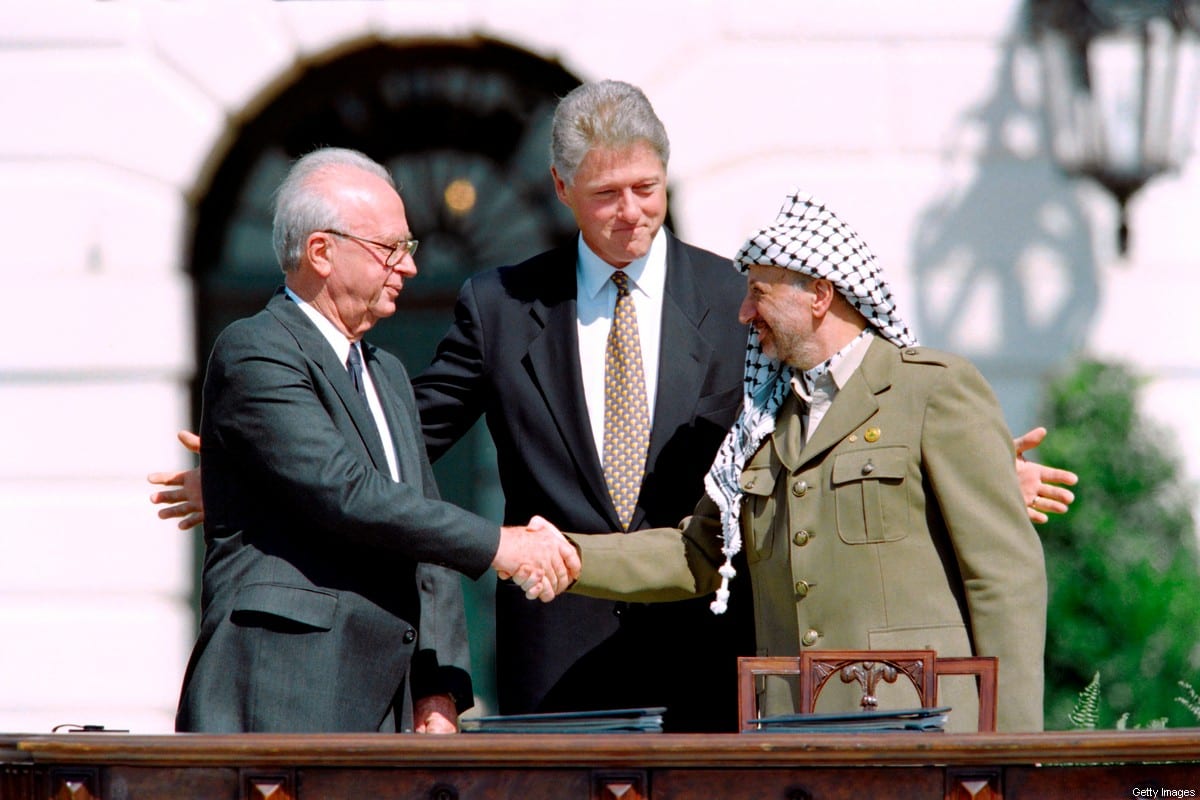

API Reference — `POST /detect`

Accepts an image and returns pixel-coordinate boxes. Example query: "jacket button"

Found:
[794,580,810,598]
[801,629,820,646]
[861,462,875,475]
[402,629,416,644]
[791,480,809,497]
[793,530,811,546]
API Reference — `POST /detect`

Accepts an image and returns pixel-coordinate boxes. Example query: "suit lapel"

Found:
[266,290,392,475]
[364,343,422,482]
[769,390,808,472]
[633,234,716,530]
[522,236,723,532]
[523,255,613,518]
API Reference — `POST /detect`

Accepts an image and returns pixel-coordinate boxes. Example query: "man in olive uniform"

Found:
[560,191,1048,732]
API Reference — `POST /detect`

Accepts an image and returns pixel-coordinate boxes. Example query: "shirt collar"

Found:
[576,227,668,302]
[792,328,874,399]
[828,328,874,389]
[284,285,355,364]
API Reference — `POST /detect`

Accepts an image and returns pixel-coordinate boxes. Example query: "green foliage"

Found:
[1068,673,1195,730]
[1036,359,1200,729]
[1068,672,1101,729]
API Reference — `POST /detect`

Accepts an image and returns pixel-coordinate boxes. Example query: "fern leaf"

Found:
[1175,681,1200,723]
[1069,672,1102,729]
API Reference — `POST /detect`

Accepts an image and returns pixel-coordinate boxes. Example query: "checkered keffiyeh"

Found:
[704,191,917,614]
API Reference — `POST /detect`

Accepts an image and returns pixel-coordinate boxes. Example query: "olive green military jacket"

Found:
[568,338,1048,732]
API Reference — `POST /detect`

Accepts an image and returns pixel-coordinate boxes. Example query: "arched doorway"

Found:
[187,38,586,710]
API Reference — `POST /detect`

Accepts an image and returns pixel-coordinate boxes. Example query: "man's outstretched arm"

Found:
[152,427,1082,528]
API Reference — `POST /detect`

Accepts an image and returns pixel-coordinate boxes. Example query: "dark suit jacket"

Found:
[413,232,755,731]
[177,290,497,732]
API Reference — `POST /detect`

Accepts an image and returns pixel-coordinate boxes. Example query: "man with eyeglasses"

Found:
[174,146,579,733]
[321,228,419,264]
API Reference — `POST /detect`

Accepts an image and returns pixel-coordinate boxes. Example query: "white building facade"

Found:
[1,0,1196,733]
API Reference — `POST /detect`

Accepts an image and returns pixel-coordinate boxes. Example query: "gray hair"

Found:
[272,147,395,274]
[550,80,670,186]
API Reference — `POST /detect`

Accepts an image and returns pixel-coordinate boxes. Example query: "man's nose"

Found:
[393,252,418,277]
[738,295,755,325]
[615,189,640,221]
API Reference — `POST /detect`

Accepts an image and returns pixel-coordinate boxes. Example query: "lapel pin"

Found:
[864,427,881,442]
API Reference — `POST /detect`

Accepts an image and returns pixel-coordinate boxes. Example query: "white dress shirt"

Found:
[285,287,400,481]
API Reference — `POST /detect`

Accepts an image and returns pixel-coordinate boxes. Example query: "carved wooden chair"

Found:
[737,649,998,732]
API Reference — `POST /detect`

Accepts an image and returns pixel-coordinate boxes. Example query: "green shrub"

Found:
[1036,359,1200,728]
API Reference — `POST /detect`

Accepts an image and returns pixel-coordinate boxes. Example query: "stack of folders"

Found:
[461,707,666,734]
[749,706,951,734]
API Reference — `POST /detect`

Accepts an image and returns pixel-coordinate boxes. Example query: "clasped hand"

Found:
[492,516,580,602]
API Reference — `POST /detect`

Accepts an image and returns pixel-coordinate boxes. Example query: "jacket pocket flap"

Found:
[233,582,337,630]
[831,446,907,485]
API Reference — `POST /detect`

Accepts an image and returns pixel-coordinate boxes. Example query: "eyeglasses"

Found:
[321,229,419,267]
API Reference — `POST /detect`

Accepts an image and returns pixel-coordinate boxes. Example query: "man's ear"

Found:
[810,278,836,317]
[306,231,335,278]
[550,166,570,206]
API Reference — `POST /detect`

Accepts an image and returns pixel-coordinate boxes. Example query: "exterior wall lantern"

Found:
[1030,0,1200,254]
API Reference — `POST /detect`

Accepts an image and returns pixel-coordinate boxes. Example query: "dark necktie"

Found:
[602,270,651,531]
[346,342,368,402]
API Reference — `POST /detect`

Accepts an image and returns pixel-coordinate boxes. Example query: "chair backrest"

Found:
[737,649,998,732]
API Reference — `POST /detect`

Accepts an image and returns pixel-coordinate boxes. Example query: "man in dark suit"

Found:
[153,84,754,732]
[412,81,754,732]
[176,147,578,733]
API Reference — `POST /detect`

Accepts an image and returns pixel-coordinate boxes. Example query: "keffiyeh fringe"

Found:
[704,329,792,613]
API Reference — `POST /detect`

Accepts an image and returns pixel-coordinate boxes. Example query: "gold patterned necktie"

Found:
[602,269,651,531]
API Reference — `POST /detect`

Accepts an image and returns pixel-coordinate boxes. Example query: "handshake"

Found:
[492,516,581,602]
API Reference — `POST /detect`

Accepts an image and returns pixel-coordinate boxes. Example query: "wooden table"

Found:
[3,729,1199,799]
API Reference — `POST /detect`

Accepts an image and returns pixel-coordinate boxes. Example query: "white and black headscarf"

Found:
[704,191,917,613]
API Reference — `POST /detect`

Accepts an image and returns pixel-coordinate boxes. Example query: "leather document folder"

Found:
[748,706,951,733]
[462,706,666,734]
